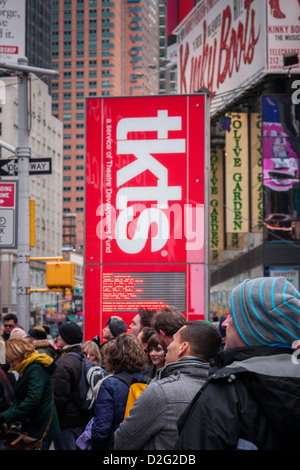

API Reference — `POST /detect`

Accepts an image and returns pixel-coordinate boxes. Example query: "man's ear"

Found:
[159,329,167,339]
[178,341,189,358]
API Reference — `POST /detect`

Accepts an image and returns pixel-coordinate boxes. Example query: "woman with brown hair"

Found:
[0,338,60,449]
[90,333,147,450]
[145,332,166,378]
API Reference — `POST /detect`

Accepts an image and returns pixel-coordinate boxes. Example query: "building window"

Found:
[77,9,84,18]
[77,40,84,49]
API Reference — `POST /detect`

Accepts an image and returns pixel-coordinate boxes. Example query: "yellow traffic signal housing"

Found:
[46,261,75,289]
[29,200,35,247]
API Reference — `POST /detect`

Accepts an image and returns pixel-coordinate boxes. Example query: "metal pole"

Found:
[16,57,31,333]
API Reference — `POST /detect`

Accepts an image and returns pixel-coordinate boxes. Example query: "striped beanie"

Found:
[230,277,300,347]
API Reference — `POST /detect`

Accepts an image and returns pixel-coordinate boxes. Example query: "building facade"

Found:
[51,0,161,252]
[26,0,52,73]
[173,0,300,318]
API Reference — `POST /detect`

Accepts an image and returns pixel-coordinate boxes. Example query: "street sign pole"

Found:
[0,57,58,332]
[16,57,31,332]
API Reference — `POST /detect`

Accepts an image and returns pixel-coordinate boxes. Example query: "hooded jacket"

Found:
[114,356,210,450]
[175,346,300,450]
[0,353,60,440]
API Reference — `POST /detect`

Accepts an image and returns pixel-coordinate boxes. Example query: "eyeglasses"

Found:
[3,324,14,328]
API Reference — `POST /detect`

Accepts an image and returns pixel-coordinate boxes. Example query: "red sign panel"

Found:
[84,95,208,340]
[0,182,16,208]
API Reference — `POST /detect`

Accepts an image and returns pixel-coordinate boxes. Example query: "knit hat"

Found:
[230,277,300,347]
[109,319,128,337]
[9,327,27,339]
[59,322,83,345]
[28,327,47,340]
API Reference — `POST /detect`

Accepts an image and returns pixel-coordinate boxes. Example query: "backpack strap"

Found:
[113,373,134,388]
[65,351,82,360]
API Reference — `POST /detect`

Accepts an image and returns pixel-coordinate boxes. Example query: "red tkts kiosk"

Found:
[84,95,209,341]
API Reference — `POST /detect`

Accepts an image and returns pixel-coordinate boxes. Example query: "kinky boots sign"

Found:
[225,113,249,250]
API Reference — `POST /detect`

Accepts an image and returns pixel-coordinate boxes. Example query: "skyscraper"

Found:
[26,0,52,72]
[51,0,160,252]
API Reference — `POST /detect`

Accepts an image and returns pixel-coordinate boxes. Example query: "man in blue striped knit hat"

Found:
[175,277,300,450]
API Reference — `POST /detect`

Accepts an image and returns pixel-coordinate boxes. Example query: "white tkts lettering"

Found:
[115,110,185,253]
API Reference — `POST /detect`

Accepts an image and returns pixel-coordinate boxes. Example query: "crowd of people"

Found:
[0,275,300,451]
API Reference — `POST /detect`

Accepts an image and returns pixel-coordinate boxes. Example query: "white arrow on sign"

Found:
[1,162,17,175]
[0,158,52,175]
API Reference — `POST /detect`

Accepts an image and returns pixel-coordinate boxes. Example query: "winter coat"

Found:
[175,346,300,450]
[52,345,90,430]
[33,339,58,359]
[91,370,145,450]
[114,356,210,450]
[0,360,60,440]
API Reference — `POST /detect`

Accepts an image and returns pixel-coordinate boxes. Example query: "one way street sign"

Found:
[0,158,52,176]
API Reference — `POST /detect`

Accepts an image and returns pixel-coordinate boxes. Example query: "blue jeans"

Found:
[53,426,83,450]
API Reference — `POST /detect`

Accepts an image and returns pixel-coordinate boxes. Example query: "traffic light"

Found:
[46,261,75,289]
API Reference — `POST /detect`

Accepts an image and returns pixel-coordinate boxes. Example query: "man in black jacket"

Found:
[52,322,90,450]
[175,276,300,450]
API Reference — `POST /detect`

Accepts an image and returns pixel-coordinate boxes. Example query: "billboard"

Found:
[174,0,300,116]
[84,95,209,340]
[262,94,300,242]
[0,0,26,62]
[267,0,300,72]
[174,0,266,115]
